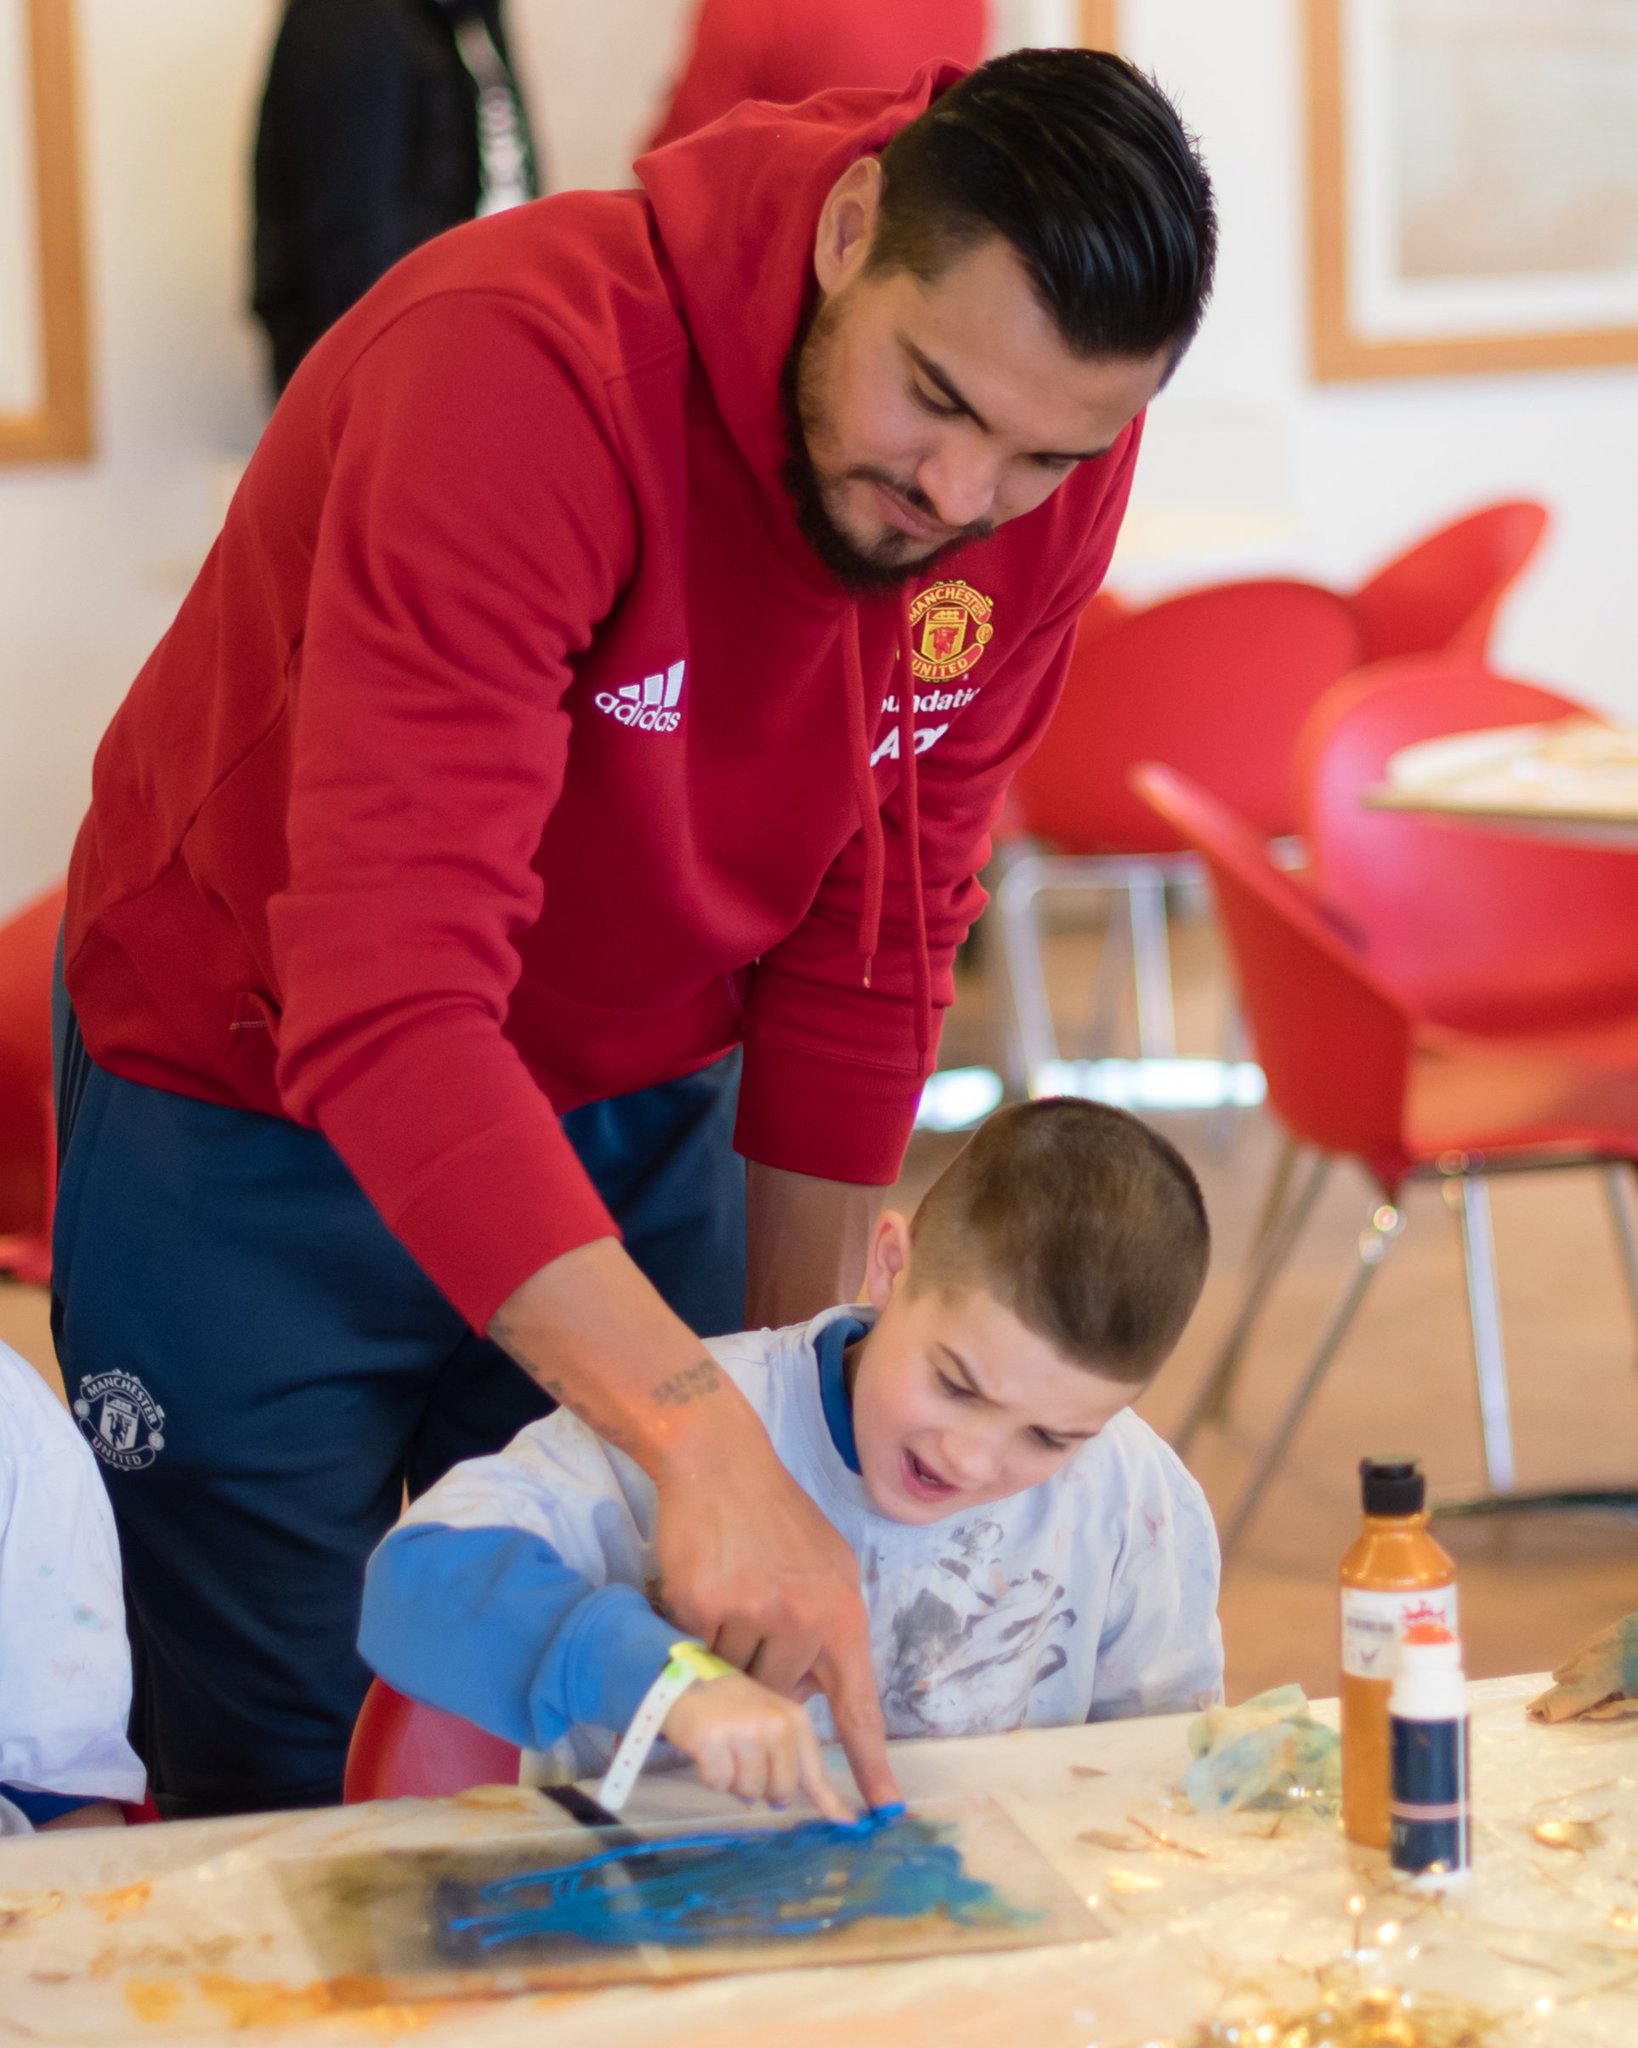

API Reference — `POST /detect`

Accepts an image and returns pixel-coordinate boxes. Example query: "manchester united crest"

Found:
[73,1369,166,1472]
[909,579,995,684]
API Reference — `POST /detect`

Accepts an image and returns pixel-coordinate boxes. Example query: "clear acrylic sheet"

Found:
[275,1793,1105,1996]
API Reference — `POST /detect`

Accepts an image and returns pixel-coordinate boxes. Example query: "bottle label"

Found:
[1391,1714,1471,1876]
[1340,1584,1458,1678]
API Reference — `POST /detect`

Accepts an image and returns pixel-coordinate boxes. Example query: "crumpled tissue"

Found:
[1182,1684,1342,1814]
[1528,1612,1638,1723]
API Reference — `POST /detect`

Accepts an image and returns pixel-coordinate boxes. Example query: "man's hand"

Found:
[662,1670,848,1818]
[651,1417,900,1811]
[489,1237,899,1811]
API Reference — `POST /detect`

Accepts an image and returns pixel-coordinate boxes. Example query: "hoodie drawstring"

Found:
[895,608,932,1069]
[842,606,933,1070]
[842,614,886,984]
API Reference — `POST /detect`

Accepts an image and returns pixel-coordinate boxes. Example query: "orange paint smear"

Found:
[86,1881,153,1922]
[189,1974,593,2035]
[123,1980,184,2024]
[195,1972,465,2034]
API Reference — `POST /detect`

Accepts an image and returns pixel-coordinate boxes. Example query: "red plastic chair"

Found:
[1225,663,1638,1448]
[0,881,66,1285]
[1071,585,1131,648]
[1349,500,1549,664]
[343,1678,521,1802]
[994,580,1361,1075]
[1132,759,1638,1556]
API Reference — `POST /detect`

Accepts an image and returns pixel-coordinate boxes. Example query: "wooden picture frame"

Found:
[0,0,89,460]
[1308,0,1638,381]
[1078,1,1118,52]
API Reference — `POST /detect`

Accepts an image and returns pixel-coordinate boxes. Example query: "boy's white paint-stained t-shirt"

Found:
[362,1306,1223,1772]
[0,1342,146,1805]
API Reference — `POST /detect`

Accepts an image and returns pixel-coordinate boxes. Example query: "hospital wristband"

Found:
[596,1640,736,1812]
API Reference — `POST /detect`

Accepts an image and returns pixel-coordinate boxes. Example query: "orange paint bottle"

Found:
[1339,1457,1457,1848]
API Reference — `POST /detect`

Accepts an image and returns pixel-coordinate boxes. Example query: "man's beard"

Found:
[778,299,992,594]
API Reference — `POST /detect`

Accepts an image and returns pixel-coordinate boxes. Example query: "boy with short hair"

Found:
[359,1100,1220,1812]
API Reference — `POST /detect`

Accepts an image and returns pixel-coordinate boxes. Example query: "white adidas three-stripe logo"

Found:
[594,660,686,734]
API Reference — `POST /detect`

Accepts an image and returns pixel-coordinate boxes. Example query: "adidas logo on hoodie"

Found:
[595,661,685,733]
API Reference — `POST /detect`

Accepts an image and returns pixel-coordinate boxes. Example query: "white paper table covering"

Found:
[0,1673,1635,2045]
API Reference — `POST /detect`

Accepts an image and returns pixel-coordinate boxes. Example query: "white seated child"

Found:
[0,1340,145,1834]
[360,1100,1222,1813]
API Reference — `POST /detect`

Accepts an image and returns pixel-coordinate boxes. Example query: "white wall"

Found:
[508,0,694,188]
[0,0,281,921]
[1,0,1634,918]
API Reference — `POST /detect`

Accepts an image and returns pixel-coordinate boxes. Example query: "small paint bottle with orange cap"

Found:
[1389,1621,1471,1883]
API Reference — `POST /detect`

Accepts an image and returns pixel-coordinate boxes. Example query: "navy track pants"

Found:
[51,983,745,1818]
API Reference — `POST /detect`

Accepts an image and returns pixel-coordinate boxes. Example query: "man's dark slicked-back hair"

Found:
[867,48,1217,371]
[909,1098,1210,1385]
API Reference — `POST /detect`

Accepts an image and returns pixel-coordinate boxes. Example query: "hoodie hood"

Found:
[637,63,964,588]
[638,66,963,1051]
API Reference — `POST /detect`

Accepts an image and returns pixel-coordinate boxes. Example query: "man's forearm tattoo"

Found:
[651,1357,720,1407]
[487,1319,633,1448]
[487,1319,721,1439]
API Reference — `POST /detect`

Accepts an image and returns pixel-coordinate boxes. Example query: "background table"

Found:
[1369,717,1638,848]
[3,1675,1637,2044]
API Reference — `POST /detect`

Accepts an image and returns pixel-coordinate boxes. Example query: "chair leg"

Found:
[1250,1134,1309,1257]
[1127,867,1177,1060]
[986,918,1028,1099]
[1216,1200,1404,1562]
[1601,1163,1638,1354]
[993,859,1058,1093]
[1448,1175,1516,1494]
[1085,888,1132,1058]
[1200,983,1251,1155]
[1172,1150,1332,1456]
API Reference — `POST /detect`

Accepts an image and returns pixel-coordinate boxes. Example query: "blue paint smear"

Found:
[440,1808,1023,1952]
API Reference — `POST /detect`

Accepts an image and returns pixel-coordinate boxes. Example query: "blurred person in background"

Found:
[648,0,987,150]
[252,0,539,394]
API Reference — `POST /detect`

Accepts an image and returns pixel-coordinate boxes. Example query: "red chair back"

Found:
[0,881,66,1282]
[1011,580,1362,854]
[1131,763,1414,1172]
[343,1678,521,1802]
[1296,662,1638,1033]
[1351,499,1548,664]
[1073,585,1131,647]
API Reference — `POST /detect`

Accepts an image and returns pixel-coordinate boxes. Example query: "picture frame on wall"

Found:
[0,0,88,460]
[1308,0,1638,380]
[1078,2,1118,52]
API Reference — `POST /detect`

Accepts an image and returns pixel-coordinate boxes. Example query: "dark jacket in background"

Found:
[252,0,536,394]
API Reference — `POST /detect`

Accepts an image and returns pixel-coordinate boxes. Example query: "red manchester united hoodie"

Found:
[64,65,1140,1330]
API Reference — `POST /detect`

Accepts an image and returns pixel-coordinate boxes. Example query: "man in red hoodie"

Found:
[647,0,987,150]
[54,51,1215,1816]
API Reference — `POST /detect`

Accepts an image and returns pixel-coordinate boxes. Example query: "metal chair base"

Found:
[1433,1485,1638,1521]
[1182,1149,1638,1561]
[993,849,1198,1090]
